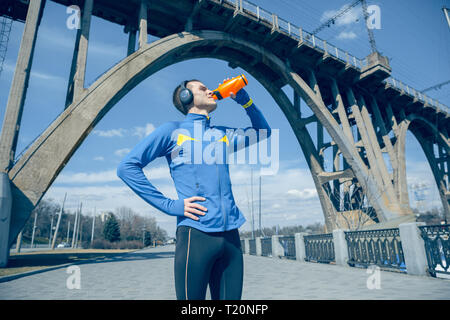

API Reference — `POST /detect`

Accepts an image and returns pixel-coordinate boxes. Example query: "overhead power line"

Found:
[421,80,450,93]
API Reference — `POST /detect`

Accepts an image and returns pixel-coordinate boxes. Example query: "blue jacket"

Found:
[117,99,271,232]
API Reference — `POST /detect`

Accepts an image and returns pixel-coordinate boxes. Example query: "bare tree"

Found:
[325,178,379,230]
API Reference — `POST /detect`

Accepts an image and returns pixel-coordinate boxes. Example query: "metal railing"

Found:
[419,224,450,278]
[222,0,449,114]
[345,228,406,271]
[384,77,450,114]
[278,235,296,259]
[304,233,335,263]
[261,237,272,257]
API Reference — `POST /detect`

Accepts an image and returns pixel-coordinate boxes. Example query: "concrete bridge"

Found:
[0,0,449,267]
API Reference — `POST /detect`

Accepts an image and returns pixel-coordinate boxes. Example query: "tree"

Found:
[103,214,121,242]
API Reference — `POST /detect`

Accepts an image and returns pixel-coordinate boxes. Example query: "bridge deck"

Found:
[0,245,449,299]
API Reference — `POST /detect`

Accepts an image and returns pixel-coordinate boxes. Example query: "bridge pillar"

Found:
[0,0,44,172]
[138,0,148,48]
[65,0,93,107]
[0,173,13,267]
[0,0,44,267]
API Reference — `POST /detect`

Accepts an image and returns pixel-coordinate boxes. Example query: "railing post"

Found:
[271,235,283,258]
[244,238,250,255]
[399,222,428,276]
[332,229,349,267]
[294,232,308,262]
[256,236,262,256]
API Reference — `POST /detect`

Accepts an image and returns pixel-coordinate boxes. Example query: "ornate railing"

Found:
[279,236,296,259]
[345,228,406,271]
[261,237,272,257]
[419,224,450,277]
[304,233,335,263]
[249,238,256,255]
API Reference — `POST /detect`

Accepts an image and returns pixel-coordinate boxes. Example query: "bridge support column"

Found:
[65,0,93,107]
[0,0,44,267]
[0,173,13,267]
[399,222,428,276]
[127,28,137,55]
[73,0,93,99]
[0,0,44,171]
[138,0,148,48]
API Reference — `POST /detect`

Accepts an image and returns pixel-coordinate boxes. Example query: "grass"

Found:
[0,249,136,277]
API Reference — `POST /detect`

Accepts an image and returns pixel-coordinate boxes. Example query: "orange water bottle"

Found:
[212,74,248,100]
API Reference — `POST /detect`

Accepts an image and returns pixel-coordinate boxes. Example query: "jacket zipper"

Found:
[217,164,227,230]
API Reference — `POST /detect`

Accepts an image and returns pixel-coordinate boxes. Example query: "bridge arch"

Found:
[397,114,450,217]
[7,30,395,245]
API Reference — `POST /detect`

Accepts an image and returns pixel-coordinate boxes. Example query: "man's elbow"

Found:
[116,160,127,181]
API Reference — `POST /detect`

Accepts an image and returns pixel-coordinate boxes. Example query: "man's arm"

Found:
[116,122,185,216]
[225,89,272,153]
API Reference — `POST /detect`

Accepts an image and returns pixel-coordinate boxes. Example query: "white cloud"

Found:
[93,128,126,137]
[114,148,131,157]
[287,188,318,200]
[321,4,362,27]
[93,156,104,161]
[56,169,119,184]
[133,123,156,139]
[336,31,357,40]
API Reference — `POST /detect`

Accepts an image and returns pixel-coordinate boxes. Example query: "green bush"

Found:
[91,239,144,250]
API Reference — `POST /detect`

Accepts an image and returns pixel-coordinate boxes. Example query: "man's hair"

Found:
[172,79,200,115]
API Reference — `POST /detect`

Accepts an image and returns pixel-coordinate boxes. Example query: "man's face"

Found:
[187,81,217,112]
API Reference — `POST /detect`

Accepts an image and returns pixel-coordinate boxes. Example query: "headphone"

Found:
[179,81,193,107]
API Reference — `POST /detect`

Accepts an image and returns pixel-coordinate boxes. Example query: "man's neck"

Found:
[188,106,209,118]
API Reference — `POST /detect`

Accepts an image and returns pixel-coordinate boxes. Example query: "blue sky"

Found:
[1,0,449,237]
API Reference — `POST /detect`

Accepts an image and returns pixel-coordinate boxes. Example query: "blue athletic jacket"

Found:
[117,96,271,232]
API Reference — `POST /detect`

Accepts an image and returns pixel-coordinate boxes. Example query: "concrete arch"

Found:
[7,30,394,245]
[397,114,450,217]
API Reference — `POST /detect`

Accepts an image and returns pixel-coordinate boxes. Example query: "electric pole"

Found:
[51,193,66,249]
[31,210,38,248]
[71,204,79,248]
[91,207,96,246]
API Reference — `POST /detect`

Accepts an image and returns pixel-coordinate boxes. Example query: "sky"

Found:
[0,0,449,237]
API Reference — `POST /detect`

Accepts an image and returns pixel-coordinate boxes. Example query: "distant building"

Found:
[100,212,113,223]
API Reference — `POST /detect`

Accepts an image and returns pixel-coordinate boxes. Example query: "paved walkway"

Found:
[0,245,449,300]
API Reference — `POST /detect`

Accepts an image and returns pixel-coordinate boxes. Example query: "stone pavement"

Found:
[0,245,449,300]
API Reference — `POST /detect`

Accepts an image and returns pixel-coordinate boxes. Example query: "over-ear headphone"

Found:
[179,81,193,106]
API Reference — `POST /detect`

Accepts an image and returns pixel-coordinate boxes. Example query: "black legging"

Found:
[174,226,243,300]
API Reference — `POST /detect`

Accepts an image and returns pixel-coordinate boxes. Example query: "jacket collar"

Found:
[184,112,211,128]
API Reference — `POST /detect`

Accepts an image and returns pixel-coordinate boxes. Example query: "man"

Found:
[117,78,271,300]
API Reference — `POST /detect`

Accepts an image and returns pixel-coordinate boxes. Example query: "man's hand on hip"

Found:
[184,196,207,221]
